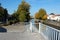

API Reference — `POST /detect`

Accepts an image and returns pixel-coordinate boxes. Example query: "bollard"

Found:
[39,23,41,33]
[30,22,32,32]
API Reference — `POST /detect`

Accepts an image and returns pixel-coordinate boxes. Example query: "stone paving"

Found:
[0,24,46,40]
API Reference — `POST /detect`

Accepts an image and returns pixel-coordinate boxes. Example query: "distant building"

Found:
[47,14,60,21]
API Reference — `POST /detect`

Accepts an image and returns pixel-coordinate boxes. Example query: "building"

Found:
[47,14,60,21]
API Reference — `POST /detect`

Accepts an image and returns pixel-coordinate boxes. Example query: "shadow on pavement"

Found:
[0,26,7,32]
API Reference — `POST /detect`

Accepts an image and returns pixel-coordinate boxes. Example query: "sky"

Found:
[0,0,60,16]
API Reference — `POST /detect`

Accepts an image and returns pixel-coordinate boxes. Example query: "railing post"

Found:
[39,22,41,33]
[30,22,32,32]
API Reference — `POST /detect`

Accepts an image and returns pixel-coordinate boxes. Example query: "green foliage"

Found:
[10,11,19,24]
[0,6,8,23]
[0,12,3,17]
[19,13,26,22]
[9,1,30,23]
[0,7,4,18]
[4,9,8,19]
[16,1,30,22]
[12,12,18,21]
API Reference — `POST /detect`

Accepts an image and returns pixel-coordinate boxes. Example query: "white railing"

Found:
[30,22,60,40]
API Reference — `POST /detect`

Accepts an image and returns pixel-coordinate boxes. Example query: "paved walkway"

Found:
[0,24,46,40]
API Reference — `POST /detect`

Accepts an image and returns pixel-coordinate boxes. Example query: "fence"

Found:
[30,22,60,40]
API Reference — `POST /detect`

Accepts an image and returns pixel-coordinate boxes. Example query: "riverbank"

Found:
[40,20,60,30]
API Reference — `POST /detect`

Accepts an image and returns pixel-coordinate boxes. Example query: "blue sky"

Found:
[0,0,60,16]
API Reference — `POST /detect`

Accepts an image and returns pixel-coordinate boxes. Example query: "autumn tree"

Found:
[35,12,40,19]
[35,8,47,20]
[42,15,47,20]
[39,8,47,19]
[16,0,30,22]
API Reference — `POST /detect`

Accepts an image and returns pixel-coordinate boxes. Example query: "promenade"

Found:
[0,23,46,40]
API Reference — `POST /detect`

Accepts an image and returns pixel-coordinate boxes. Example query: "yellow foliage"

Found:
[35,8,47,20]
[42,15,47,20]
[35,13,40,19]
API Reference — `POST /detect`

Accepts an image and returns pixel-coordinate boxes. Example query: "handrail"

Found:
[41,22,60,32]
[47,25,60,32]
[30,22,60,32]
[29,22,60,40]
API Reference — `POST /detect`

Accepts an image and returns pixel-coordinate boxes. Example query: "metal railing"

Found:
[0,22,60,40]
[30,22,60,40]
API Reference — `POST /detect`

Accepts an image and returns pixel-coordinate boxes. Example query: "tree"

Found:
[12,11,19,21]
[35,12,40,19]
[4,9,8,23]
[16,0,30,22]
[42,15,47,20]
[19,13,26,22]
[35,8,47,20]
[0,3,4,18]
[0,5,9,24]
[39,8,47,19]
[0,7,4,19]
